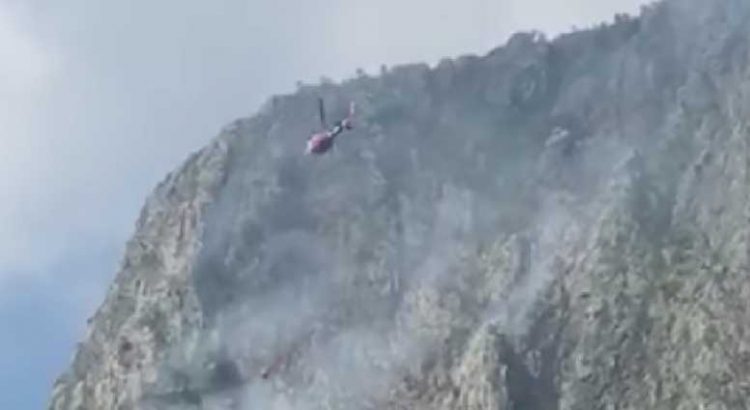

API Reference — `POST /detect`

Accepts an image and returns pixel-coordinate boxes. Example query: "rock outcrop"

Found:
[50,1,750,408]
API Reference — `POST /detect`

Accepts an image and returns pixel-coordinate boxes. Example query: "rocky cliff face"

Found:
[50,1,750,408]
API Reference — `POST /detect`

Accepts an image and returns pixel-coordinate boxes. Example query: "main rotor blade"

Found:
[318,97,328,129]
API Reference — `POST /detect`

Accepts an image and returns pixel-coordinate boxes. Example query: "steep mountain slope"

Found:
[50,1,750,408]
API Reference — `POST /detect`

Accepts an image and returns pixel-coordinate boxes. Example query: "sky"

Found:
[0,0,648,408]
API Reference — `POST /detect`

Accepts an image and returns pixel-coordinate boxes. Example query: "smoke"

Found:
[484,195,576,335]
[227,187,475,409]
[150,137,634,409]
[484,125,635,338]
[144,163,484,409]
[144,10,653,407]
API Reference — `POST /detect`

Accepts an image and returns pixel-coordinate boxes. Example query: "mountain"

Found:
[49,1,750,408]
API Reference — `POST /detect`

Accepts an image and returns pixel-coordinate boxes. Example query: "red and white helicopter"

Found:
[304,98,356,155]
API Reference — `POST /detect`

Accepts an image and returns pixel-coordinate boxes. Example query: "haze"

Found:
[0,0,647,408]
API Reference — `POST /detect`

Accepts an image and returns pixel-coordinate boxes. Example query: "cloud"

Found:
[0,6,54,94]
[0,3,63,279]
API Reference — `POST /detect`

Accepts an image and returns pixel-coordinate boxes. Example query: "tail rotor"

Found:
[343,101,356,130]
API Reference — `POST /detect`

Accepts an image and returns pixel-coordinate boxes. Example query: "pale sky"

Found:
[0,0,648,408]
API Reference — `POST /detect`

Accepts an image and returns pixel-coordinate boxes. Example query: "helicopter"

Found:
[305,98,356,155]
